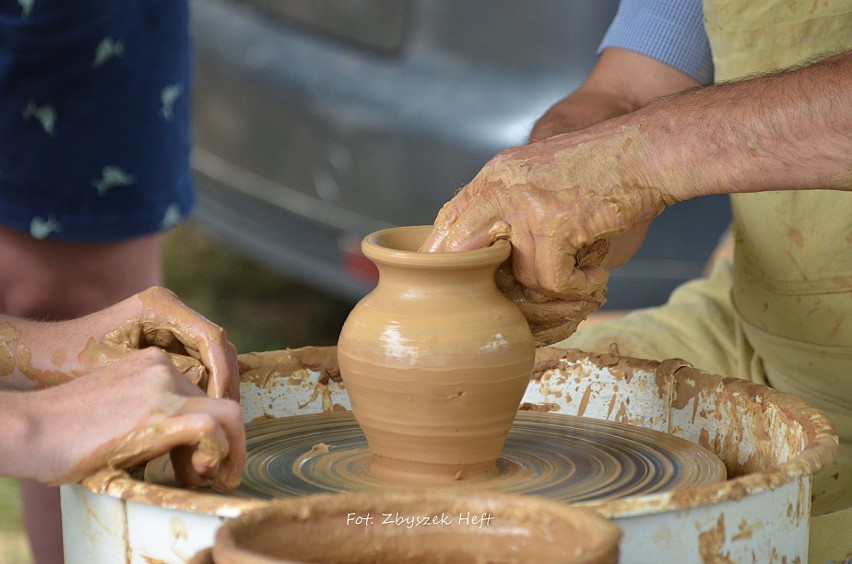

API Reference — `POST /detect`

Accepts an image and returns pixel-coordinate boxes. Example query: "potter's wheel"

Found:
[74,349,836,564]
[223,411,725,503]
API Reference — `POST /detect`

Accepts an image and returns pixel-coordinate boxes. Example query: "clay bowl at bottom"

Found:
[203,491,621,564]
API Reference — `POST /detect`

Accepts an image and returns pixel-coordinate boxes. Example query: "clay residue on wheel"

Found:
[524,346,837,516]
[238,347,348,422]
[76,345,837,529]
[81,468,265,516]
[238,347,340,388]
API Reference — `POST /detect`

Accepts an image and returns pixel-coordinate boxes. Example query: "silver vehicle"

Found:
[190,0,731,309]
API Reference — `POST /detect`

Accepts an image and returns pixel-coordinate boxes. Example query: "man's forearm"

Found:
[530,90,638,143]
[530,48,701,144]
[627,49,852,201]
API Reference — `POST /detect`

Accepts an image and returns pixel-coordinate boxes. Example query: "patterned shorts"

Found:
[0,0,193,242]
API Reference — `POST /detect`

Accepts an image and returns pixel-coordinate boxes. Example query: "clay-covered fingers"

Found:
[148,360,244,488]
[189,337,239,401]
[422,147,541,253]
[101,375,244,490]
[499,271,607,347]
[88,405,244,490]
[33,348,246,486]
[514,296,606,346]
[164,397,246,490]
[424,192,608,308]
[136,287,240,400]
[540,239,610,299]
[420,189,507,253]
[501,230,574,298]
[106,363,244,489]
[420,158,595,297]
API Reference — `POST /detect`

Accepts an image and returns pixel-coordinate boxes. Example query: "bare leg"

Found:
[16,481,61,564]
[0,225,163,564]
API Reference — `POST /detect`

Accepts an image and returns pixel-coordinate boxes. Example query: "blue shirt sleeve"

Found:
[598,0,714,85]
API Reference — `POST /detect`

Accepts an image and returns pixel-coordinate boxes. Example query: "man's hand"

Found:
[420,131,670,299]
[494,257,607,346]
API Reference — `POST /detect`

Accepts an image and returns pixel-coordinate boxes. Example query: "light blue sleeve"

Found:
[598,0,714,85]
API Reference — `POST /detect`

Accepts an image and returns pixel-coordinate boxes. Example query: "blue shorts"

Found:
[0,0,193,242]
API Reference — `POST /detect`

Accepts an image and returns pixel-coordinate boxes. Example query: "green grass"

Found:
[0,477,29,563]
[162,221,354,353]
[0,478,23,535]
[0,221,355,561]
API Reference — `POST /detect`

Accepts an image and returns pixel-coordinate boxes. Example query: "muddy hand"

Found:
[420,129,672,300]
[495,241,609,346]
[29,349,246,488]
[82,286,240,400]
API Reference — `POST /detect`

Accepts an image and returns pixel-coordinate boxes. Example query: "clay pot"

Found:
[337,225,535,481]
[206,492,621,563]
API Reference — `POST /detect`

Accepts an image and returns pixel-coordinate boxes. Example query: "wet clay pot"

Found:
[204,492,621,564]
[337,225,535,481]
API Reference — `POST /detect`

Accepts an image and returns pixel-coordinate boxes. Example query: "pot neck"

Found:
[372,261,503,296]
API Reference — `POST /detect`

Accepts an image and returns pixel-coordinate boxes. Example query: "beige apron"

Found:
[704,1,852,560]
[561,1,852,560]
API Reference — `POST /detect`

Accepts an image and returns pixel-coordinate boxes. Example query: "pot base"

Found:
[368,455,499,483]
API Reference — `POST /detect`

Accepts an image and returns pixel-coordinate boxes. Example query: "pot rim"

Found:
[362,225,511,268]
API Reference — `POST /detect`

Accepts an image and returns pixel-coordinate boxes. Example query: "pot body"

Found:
[337,226,535,479]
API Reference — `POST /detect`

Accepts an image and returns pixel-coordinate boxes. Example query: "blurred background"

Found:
[1,1,732,561]
[188,0,731,315]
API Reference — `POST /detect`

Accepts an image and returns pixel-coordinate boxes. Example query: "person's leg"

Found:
[0,225,162,564]
[0,226,163,319]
